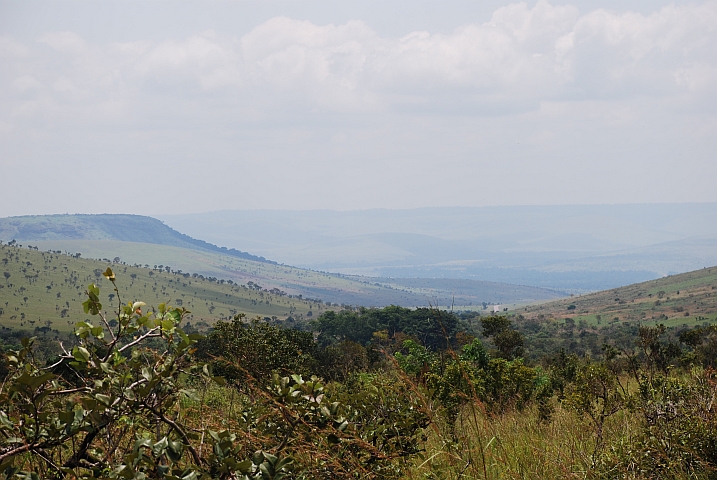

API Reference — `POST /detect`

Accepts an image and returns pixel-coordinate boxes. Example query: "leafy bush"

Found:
[0,271,434,479]
[314,306,458,350]
[195,315,319,384]
[600,369,717,478]
[395,337,548,425]
[0,269,285,479]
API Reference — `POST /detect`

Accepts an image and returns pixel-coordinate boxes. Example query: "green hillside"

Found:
[517,265,717,327]
[23,239,563,307]
[0,244,326,333]
[0,214,566,307]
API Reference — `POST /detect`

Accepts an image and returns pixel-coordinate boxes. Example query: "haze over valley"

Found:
[160,203,717,292]
[0,214,566,309]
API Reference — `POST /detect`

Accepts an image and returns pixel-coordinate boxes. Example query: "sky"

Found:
[1,0,716,217]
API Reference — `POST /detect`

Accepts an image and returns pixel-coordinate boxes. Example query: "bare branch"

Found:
[118,327,162,354]
[47,387,91,396]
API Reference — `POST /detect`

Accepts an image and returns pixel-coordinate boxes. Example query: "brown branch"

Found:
[143,404,202,466]
[63,422,108,469]
[0,443,41,463]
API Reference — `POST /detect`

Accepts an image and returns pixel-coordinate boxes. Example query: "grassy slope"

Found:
[26,240,565,307]
[517,265,717,327]
[0,214,565,307]
[0,245,328,333]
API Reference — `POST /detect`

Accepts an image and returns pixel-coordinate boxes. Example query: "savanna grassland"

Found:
[1,214,565,308]
[517,266,717,327]
[0,243,328,333]
[28,238,563,308]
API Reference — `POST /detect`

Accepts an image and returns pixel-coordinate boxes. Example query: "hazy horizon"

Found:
[2,202,717,292]
[159,203,717,291]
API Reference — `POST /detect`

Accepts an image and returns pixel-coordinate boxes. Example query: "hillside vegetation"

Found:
[0,213,565,307]
[0,243,326,333]
[518,265,717,327]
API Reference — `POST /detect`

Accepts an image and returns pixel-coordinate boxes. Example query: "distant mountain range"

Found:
[158,203,717,292]
[0,213,564,307]
[6,204,716,295]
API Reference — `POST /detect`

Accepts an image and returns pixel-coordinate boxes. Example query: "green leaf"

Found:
[235,459,253,473]
[0,411,14,429]
[133,438,152,453]
[179,389,200,402]
[15,372,55,390]
[82,298,102,316]
[72,346,90,363]
[167,440,183,463]
[153,437,168,457]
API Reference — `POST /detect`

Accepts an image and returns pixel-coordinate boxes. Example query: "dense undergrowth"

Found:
[1,271,716,479]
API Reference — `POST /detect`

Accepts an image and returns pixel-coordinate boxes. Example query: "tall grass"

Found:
[407,401,643,479]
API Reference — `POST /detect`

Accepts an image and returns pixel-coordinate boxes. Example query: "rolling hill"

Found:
[0,214,565,308]
[516,265,717,328]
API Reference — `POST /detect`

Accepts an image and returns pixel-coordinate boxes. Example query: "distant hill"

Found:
[517,265,717,327]
[159,204,717,292]
[0,214,274,264]
[9,239,564,308]
[0,214,565,307]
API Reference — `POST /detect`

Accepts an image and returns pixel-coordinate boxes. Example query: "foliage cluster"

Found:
[312,306,457,351]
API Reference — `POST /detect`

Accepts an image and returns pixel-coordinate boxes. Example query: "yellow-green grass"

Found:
[31,239,369,293]
[28,240,440,307]
[407,401,640,480]
[515,266,717,328]
[0,245,330,333]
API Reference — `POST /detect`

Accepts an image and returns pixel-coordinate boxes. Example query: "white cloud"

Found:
[37,31,87,54]
[0,34,30,57]
[0,2,716,214]
[3,2,715,120]
[11,75,42,92]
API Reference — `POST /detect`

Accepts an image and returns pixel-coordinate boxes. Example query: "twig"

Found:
[118,327,162,353]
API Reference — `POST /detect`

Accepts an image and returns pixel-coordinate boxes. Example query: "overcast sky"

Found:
[1,0,716,217]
